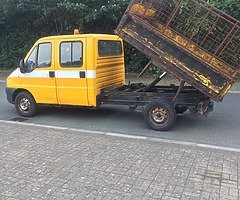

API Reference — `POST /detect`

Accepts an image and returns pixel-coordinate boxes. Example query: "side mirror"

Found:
[19,59,27,73]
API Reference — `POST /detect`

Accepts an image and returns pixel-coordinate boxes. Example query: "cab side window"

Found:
[60,42,83,67]
[37,43,52,68]
[26,43,52,69]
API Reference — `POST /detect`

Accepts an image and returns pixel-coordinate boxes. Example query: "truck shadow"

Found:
[37,106,219,133]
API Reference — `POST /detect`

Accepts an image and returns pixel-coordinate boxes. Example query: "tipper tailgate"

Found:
[115,0,240,102]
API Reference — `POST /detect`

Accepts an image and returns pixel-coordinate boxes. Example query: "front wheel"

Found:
[15,92,39,117]
[144,100,176,131]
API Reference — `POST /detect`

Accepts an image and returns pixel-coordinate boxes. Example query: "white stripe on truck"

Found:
[9,68,96,79]
[56,70,96,79]
[9,68,49,78]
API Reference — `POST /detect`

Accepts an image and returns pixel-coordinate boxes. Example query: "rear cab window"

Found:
[98,40,123,57]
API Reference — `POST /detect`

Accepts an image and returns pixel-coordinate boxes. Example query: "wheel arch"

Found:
[12,89,35,104]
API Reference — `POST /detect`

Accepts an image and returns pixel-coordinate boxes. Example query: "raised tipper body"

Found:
[116,0,240,102]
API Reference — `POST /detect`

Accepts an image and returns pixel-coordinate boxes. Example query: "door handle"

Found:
[49,71,55,78]
[79,71,86,78]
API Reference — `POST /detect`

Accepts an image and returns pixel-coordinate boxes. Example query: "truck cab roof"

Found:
[38,34,122,42]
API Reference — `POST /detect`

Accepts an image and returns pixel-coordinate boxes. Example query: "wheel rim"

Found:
[19,98,31,112]
[150,107,168,125]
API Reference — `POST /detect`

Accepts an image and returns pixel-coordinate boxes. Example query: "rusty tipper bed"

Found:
[116,0,240,102]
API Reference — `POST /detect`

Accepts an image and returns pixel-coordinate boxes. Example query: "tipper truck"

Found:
[5,0,240,131]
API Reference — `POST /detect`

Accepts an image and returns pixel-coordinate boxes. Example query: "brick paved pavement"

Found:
[0,122,239,200]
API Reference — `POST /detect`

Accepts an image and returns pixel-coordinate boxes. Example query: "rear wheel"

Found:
[15,92,39,117]
[144,100,176,131]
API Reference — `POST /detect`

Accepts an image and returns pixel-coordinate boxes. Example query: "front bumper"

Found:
[5,87,17,104]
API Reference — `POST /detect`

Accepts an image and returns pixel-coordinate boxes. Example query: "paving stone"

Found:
[0,122,240,200]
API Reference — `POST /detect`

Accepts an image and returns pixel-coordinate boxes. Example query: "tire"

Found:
[175,106,188,114]
[144,100,176,131]
[15,92,39,117]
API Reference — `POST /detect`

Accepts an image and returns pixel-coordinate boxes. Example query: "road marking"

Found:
[229,91,240,94]
[1,119,240,153]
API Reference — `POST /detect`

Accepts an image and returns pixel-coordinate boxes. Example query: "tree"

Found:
[0,0,130,69]
[209,0,240,19]
[0,0,238,71]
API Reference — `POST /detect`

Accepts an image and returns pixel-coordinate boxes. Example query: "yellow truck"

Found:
[6,32,208,131]
[5,0,240,131]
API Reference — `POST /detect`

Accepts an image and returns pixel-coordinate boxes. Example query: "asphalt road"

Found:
[1,82,240,149]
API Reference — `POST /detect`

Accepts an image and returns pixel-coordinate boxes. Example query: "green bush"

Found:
[0,0,239,74]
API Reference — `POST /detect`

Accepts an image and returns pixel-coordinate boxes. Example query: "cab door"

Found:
[21,42,57,104]
[55,38,89,106]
